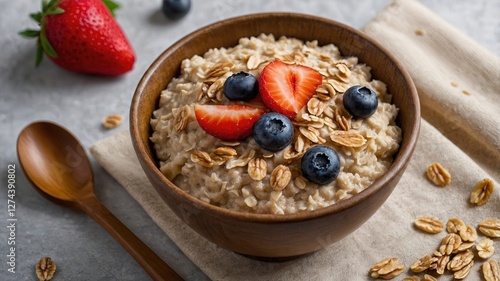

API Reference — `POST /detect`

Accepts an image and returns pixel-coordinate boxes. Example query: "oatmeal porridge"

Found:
[150,33,402,214]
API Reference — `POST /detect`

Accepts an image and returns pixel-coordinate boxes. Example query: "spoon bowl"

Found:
[17,121,183,281]
[17,121,93,204]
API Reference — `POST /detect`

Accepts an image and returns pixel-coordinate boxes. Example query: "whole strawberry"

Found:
[19,0,135,76]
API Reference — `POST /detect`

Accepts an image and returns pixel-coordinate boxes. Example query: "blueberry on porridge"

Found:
[253,112,294,152]
[301,145,341,185]
[343,85,379,119]
[223,71,259,101]
[150,33,402,214]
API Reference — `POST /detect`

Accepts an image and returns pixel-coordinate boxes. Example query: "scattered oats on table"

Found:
[482,260,500,281]
[458,224,478,242]
[438,233,462,255]
[369,257,405,280]
[423,164,496,276]
[433,251,450,275]
[36,257,56,281]
[446,250,474,271]
[380,213,500,280]
[426,162,451,187]
[414,216,443,234]
[410,254,437,273]
[446,217,466,233]
[455,240,475,252]
[415,28,426,36]
[470,178,495,206]
[102,114,124,129]
[476,237,495,259]
[478,218,500,238]
[453,259,474,279]
[462,89,472,95]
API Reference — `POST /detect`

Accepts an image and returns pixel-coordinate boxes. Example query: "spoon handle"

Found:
[77,194,184,281]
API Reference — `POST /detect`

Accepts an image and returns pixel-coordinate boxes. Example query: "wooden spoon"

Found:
[17,121,183,281]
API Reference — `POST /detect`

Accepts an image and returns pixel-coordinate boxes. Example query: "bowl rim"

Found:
[131,12,420,223]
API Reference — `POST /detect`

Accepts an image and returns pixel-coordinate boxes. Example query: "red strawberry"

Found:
[19,0,135,76]
[194,104,266,141]
[259,59,322,119]
[237,95,268,109]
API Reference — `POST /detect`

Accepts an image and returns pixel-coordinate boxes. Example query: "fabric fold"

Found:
[363,0,500,178]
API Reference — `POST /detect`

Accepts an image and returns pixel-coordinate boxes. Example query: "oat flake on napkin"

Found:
[90,0,499,280]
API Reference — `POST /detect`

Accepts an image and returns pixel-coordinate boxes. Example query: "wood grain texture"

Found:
[130,13,420,260]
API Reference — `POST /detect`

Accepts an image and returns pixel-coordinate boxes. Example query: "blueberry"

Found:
[343,85,378,118]
[162,0,191,20]
[253,112,293,152]
[223,72,259,101]
[301,145,340,185]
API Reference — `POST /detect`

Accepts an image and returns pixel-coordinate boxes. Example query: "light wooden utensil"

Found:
[17,121,183,281]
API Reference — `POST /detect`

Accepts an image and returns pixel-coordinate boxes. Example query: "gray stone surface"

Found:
[0,0,498,280]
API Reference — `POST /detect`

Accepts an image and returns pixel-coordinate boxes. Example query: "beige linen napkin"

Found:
[90,0,499,280]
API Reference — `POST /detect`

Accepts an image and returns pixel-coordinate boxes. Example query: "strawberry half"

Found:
[194,104,266,141]
[19,0,135,76]
[259,59,322,119]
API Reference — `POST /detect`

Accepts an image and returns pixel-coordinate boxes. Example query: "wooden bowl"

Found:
[130,13,420,260]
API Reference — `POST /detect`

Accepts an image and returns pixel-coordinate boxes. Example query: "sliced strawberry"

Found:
[194,104,266,141]
[259,59,322,119]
